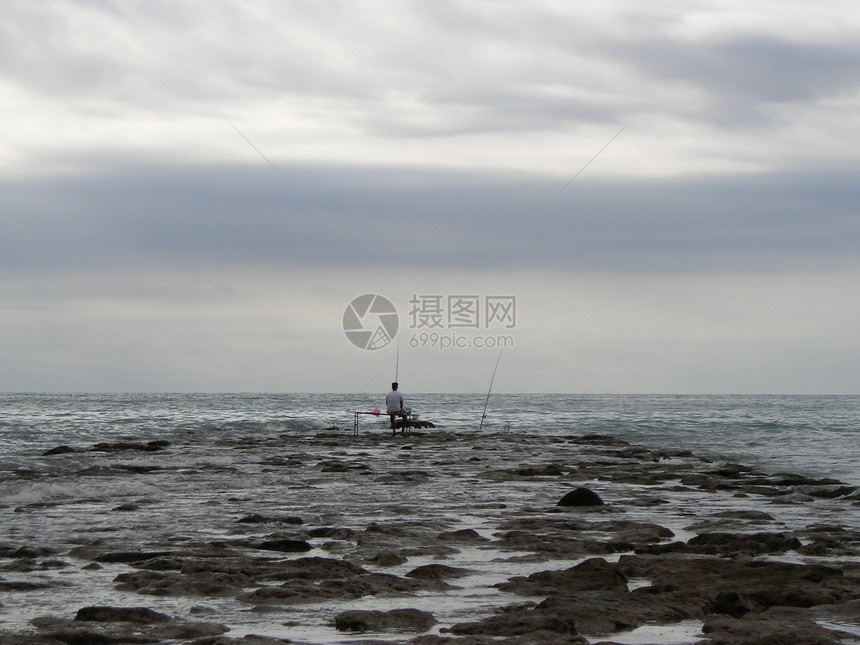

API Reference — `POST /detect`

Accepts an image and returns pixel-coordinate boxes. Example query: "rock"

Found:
[557,487,604,507]
[446,601,585,640]
[90,440,170,452]
[96,551,173,564]
[436,528,489,543]
[498,558,628,595]
[686,532,802,556]
[708,591,751,618]
[30,615,227,645]
[41,445,78,456]
[74,606,171,624]
[406,564,471,579]
[257,539,312,553]
[1,545,53,559]
[237,514,303,525]
[369,551,408,566]
[113,569,251,597]
[306,527,354,540]
[334,608,436,632]
[185,636,292,644]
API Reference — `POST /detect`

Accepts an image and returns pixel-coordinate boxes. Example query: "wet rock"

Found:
[113,569,251,597]
[41,445,79,456]
[237,514,303,525]
[573,434,631,447]
[406,564,471,579]
[702,606,853,644]
[96,551,174,564]
[511,464,566,477]
[437,528,489,543]
[619,554,857,614]
[186,636,292,645]
[369,551,407,566]
[241,571,448,606]
[32,614,227,644]
[498,558,628,595]
[90,440,170,452]
[686,532,802,556]
[334,608,436,632]
[557,488,604,507]
[306,527,354,540]
[707,591,751,618]
[711,510,775,522]
[2,559,70,573]
[445,601,585,641]
[74,606,170,623]
[0,545,53,559]
[257,539,312,553]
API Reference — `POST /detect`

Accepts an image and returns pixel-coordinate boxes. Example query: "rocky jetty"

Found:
[3,431,858,644]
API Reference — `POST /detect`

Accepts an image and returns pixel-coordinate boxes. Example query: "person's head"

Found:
[391,382,398,390]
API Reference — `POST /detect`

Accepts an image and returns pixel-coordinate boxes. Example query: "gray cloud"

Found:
[5,2,855,141]
[3,161,857,275]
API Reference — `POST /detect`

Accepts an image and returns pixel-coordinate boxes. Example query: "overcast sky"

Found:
[2,0,859,394]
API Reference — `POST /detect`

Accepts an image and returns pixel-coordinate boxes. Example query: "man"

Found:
[386,382,404,435]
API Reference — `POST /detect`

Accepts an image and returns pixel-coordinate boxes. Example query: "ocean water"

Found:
[0,393,858,643]
[2,393,857,483]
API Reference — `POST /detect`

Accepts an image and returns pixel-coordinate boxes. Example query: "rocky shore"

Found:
[1,430,859,644]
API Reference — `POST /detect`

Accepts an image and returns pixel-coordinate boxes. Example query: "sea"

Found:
[5,393,855,486]
[1,393,859,644]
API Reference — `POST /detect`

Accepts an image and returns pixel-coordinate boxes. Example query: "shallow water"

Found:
[1,394,859,643]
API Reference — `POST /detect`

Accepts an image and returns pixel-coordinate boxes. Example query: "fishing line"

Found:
[229,121,386,279]
[470,122,629,281]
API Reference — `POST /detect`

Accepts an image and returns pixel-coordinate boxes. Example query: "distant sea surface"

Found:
[2,393,858,485]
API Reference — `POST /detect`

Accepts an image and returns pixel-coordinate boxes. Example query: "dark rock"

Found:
[257,539,312,553]
[437,528,489,543]
[686,532,801,556]
[90,440,170,452]
[574,434,631,447]
[3,545,53,559]
[512,464,566,477]
[186,636,292,645]
[334,608,436,632]
[557,488,604,507]
[41,445,79,456]
[369,551,407,567]
[74,606,170,624]
[237,514,303,525]
[30,615,227,645]
[708,591,751,618]
[96,551,173,564]
[498,558,628,595]
[446,601,585,640]
[306,527,354,539]
[406,564,471,579]
[113,569,251,597]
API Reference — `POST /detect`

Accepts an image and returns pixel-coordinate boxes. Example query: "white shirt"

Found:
[386,390,404,413]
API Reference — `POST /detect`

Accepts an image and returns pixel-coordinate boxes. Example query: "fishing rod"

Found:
[478,350,503,431]
[395,336,400,383]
